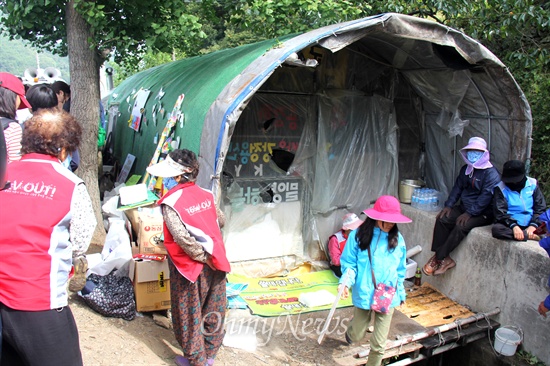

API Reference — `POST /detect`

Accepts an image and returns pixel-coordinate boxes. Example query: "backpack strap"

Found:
[0,117,16,130]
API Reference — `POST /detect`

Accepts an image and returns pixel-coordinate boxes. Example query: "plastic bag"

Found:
[87,218,132,276]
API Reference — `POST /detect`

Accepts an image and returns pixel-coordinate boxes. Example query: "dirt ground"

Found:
[71,286,359,366]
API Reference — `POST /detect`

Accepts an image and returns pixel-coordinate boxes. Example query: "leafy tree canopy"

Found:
[0,0,215,69]
[229,0,549,72]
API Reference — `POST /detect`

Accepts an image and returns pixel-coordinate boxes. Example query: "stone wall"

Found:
[398,204,550,364]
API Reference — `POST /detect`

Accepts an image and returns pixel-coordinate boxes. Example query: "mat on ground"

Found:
[226,270,353,317]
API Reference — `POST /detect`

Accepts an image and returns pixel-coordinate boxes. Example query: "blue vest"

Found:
[497,177,537,227]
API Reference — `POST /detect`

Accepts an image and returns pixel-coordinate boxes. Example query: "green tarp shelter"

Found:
[107,13,531,276]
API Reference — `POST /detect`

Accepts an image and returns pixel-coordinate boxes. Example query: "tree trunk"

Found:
[66,0,106,245]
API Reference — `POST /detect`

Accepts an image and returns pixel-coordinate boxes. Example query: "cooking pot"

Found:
[399,179,425,203]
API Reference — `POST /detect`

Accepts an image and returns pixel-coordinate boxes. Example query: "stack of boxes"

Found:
[125,206,171,312]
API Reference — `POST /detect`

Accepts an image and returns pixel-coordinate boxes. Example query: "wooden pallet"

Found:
[398,283,475,328]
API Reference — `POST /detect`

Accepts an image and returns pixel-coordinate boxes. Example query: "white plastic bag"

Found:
[88,218,132,276]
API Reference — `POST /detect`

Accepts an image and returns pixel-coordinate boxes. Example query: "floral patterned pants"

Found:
[169,261,226,366]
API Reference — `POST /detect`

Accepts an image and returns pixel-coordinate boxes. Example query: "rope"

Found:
[435,327,446,347]
[480,313,502,357]
[454,320,462,340]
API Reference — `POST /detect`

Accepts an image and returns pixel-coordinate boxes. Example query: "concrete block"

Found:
[399,204,550,364]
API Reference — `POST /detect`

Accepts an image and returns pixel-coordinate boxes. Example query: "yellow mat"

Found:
[227,270,353,317]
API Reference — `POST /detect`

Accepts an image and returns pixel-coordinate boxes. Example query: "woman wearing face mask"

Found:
[491,160,546,241]
[423,137,500,276]
[146,149,231,366]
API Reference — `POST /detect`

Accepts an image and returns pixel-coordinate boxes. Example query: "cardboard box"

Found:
[129,259,171,312]
[125,207,167,255]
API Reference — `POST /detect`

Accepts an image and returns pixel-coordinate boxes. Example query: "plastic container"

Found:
[399,179,425,203]
[405,258,417,279]
[494,326,522,356]
[406,245,422,258]
[411,187,443,212]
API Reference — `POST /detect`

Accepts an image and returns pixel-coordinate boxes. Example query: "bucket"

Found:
[494,326,523,356]
[398,179,425,203]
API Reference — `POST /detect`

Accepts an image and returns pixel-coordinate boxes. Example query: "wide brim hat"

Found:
[461,136,487,152]
[363,195,412,224]
[342,213,363,230]
[0,72,31,110]
[501,160,525,184]
[146,155,192,178]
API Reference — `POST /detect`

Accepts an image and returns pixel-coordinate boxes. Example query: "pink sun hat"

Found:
[363,195,412,224]
[461,136,487,152]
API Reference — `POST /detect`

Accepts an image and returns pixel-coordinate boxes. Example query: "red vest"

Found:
[158,182,230,282]
[0,153,80,310]
[334,231,347,252]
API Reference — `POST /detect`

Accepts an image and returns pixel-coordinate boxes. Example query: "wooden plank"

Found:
[398,283,475,328]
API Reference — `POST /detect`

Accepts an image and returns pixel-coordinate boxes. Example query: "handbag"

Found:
[367,246,396,314]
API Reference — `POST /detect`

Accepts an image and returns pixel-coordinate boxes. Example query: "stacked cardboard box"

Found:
[125,206,167,255]
[128,257,171,312]
[125,206,171,312]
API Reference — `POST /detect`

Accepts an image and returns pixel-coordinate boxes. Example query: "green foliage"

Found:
[0,0,211,67]
[524,71,550,199]
[517,350,546,366]
[229,0,367,39]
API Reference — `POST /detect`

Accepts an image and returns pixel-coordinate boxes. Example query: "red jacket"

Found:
[158,182,230,282]
[0,153,81,310]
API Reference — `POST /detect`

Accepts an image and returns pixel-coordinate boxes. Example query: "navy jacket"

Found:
[445,165,500,217]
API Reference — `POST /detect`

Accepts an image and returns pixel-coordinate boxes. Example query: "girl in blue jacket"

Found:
[338,195,411,366]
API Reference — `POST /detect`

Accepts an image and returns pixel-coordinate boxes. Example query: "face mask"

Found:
[61,154,72,170]
[163,177,178,190]
[467,150,484,164]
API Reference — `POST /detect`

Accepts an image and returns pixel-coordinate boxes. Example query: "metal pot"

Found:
[399,179,425,203]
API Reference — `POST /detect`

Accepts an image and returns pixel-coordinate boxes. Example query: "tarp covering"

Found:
[108,13,531,276]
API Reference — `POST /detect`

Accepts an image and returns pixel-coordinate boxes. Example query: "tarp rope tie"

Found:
[435,327,445,347]
[480,314,502,357]
[455,320,462,340]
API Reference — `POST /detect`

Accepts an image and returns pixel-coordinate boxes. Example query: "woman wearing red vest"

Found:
[147,149,231,366]
[0,109,96,366]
